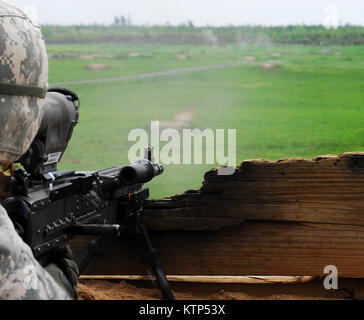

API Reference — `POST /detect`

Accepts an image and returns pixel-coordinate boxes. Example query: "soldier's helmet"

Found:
[0,0,48,164]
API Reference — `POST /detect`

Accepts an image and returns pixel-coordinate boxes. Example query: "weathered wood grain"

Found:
[71,220,364,277]
[73,152,364,277]
[143,152,364,230]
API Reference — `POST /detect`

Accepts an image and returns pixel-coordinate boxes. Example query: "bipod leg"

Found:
[138,223,175,300]
[77,236,104,275]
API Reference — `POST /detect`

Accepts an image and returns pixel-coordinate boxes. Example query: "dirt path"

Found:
[159,108,195,130]
[50,64,237,86]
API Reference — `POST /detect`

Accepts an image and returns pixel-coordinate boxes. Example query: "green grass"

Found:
[43,25,364,45]
[47,44,241,83]
[48,43,364,198]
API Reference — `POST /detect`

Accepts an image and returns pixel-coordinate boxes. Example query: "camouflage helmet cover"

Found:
[0,0,48,164]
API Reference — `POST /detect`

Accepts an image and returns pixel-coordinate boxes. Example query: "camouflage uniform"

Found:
[0,1,73,299]
[0,205,71,299]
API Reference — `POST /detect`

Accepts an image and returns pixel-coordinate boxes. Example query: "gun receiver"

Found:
[3,88,174,300]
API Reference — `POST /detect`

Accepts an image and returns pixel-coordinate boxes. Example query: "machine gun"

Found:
[3,88,174,300]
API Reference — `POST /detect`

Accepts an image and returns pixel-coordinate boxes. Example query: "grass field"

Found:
[47,42,364,198]
[43,25,364,45]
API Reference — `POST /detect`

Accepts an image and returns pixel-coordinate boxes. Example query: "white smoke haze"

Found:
[202,29,219,46]
[323,5,340,29]
[235,31,273,49]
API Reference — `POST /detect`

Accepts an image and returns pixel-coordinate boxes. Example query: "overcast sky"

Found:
[6,0,364,26]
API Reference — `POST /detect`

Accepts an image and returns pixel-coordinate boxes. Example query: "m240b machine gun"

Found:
[3,88,174,300]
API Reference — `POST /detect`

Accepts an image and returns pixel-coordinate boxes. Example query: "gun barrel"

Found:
[119,160,164,185]
[71,224,121,236]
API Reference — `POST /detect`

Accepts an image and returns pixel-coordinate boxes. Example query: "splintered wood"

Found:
[144,152,364,229]
[72,152,364,278]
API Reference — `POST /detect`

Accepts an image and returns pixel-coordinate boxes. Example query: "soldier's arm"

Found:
[0,205,72,300]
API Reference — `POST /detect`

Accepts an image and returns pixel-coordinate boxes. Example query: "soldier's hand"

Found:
[45,245,79,300]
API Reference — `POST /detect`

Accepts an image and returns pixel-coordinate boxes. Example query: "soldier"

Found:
[0,0,78,299]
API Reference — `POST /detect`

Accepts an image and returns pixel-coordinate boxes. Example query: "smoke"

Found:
[234,30,273,48]
[202,29,219,46]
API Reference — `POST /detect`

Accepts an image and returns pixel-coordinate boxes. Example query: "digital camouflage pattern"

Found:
[0,205,71,300]
[0,0,48,164]
[0,1,72,300]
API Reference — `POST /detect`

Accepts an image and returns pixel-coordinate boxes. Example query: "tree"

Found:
[113,15,129,26]
[113,16,120,26]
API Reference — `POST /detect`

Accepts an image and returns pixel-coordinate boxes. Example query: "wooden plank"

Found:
[70,220,364,277]
[143,152,364,230]
[79,275,316,284]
